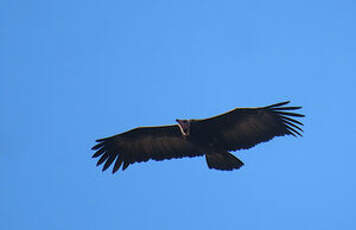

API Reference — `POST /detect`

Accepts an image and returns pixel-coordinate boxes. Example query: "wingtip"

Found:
[112,158,123,174]
[96,153,109,166]
[264,101,290,109]
[92,149,104,158]
[91,143,102,150]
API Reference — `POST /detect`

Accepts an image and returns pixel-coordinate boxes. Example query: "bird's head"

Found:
[176,119,191,136]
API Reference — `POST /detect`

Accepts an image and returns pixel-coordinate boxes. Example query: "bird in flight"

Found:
[91,101,304,173]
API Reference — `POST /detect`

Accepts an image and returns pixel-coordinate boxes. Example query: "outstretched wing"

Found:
[192,101,304,151]
[91,125,204,173]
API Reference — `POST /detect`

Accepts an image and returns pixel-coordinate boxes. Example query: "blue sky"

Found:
[1,0,356,229]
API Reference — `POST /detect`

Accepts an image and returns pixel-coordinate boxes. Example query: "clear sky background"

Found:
[1,0,356,229]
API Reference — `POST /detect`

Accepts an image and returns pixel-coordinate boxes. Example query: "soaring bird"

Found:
[91,101,304,173]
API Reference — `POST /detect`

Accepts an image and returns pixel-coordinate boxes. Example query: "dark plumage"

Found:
[91,101,304,173]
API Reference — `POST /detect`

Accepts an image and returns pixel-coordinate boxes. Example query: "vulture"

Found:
[92,101,304,173]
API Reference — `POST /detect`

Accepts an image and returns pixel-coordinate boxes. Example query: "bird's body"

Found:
[92,101,304,173]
